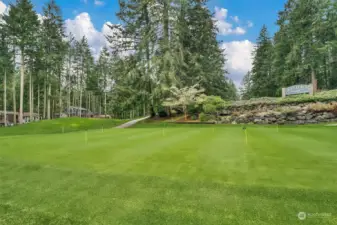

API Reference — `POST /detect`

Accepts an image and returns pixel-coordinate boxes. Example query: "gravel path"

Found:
[116,116,150,128]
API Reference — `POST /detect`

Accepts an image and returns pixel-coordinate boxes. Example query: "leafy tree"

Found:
[163,84,205,120]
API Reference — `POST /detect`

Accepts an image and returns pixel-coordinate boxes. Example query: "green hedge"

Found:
[225,90,337,109]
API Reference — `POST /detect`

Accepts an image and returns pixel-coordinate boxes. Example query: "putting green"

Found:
[0,124,336,224]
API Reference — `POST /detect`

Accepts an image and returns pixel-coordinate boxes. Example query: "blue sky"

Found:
[1,0,287,86]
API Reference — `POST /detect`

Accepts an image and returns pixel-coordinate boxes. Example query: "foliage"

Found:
[199,112,207,122]
[242,0,337,98]
[227,90,337,109]
[307,102,337,113]
[198,112,215,122]
[163,84,205,119]
[250,25,275,98]
[157,106,168,118]
[202,96,225,114]
[0,0,239,123]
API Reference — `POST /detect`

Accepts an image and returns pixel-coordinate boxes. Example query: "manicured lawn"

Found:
[0,118,128,136]
[0,124,337,224]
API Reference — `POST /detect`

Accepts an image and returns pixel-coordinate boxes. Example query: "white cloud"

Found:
[221,40,255,86]
[0,0,8,16]
[94,0,105,6]
[247,21,254,28]
[65,12,112,58]
[231,16,240,23]
[215,7,228,20]
[214,7,247,36]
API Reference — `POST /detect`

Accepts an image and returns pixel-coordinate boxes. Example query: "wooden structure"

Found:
[64,106,94,118]
[0,111,40,126]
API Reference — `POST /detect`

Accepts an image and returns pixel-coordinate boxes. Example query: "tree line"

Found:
[0,0,237,125]
[241,0,337,99]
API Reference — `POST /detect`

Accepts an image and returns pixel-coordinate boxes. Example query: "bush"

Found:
[203,104,217,114]
[170,109,178,117]
[199,113,207,122]
[199,113,215,122]
[226,90,337,109]
[202,96,225,114]
[190,115,198,120]
[187,104,202,115]
[157,106,168,117]
[307,102,337,112]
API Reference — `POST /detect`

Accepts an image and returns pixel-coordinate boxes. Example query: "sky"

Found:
[0,0,287,86]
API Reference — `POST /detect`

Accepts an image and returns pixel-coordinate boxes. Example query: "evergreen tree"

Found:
[240,71,252,100]
[250,25,275,97]
[41,0,65,119]
[3,0,39,123]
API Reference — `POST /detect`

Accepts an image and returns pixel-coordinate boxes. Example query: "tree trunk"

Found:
[88,92,91,112]
[38,84,40,119]
[12,72,16,124]
[19,51,25,124]
[99,96,101,115]
[68,50,71,116]
[3,70,7,126]
[59,75,62,118]
[47,83,51,119]
[52,99,55,119]
[29,73,32,122]
[79,90,82,117]
[43,79,46,119]
[32,78,34,121]
[104,92,107,116]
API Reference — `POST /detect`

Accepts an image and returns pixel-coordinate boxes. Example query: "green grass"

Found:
[0,123,337,224]
[0,117,127,136]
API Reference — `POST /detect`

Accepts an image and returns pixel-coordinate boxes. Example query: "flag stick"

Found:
[85,130,88,144]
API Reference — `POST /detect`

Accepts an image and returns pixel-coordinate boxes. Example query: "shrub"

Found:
[157,106,168,117]
[225,89,337,109]
[199,113,207,122]
[190,115,198,120]
[199,113,215,122]
[307,102,337,112]
[170,109,178,117]
[187,104,202,115]
[203,103,217,114]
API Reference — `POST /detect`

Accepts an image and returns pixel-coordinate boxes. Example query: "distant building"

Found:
[63,106,94,118]
[0,111,40,126]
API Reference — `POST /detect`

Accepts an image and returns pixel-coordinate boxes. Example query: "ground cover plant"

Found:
[0,122,336,225]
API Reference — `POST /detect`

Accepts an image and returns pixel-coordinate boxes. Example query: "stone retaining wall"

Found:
[219,102,337,124]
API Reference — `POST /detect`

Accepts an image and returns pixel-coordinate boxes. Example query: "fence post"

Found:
[282,88,286,98]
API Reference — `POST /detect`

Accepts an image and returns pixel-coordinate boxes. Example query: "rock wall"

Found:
[219,102,337,124]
